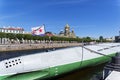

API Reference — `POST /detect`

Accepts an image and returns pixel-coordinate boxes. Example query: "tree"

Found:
[6,33,16,40]
[82,37,92,42]
[23,34,33,40]
[16,34,24,40]
[99,36,103,42]
[0,32,6,38]
[86,37,92,42]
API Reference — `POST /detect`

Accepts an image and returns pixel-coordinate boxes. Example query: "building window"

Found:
[6,30,8,33]
[8,30,10,33]
[4,30,7,33]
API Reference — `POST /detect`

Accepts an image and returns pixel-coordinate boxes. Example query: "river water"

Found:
[0,47,65,61]
[0,48,107,80]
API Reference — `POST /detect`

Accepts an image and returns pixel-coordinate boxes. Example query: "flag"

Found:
[31,25,45,36]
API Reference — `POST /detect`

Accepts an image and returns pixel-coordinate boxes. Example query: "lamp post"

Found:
[49,36,51,48]
[119,31,120,37]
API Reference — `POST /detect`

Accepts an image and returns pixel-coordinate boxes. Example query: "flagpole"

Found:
[44,24,50,47]
[43,24,46,34]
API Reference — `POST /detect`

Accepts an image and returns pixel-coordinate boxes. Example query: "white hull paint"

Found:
[0,43,120,78]
[105,71,120,80]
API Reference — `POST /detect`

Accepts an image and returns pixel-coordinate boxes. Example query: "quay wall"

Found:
[0,43,81,52]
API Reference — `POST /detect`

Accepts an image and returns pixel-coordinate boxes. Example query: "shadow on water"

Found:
[50,63,106,80]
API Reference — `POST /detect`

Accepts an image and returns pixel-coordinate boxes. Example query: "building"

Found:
[105,37,115,42]
[115,36,120,42]
[59,24,76,38]
[0,27,24,34]
[45,32,54,36]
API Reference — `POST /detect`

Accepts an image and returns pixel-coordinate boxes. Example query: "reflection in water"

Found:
[54,63,106,80]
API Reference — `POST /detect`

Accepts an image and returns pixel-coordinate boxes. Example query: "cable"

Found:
[95,44,120,51]
[79,46,84,66]
[80,45,112,58]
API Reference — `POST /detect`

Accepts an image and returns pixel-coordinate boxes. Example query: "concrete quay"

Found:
[0,43,81,52]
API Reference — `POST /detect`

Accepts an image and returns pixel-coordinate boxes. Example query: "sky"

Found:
[0,0,120,38]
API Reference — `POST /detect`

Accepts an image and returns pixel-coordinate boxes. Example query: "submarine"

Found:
[0,43,120,80]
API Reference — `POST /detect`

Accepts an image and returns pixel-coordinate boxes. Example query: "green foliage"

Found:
[6,33,16,40]
[99,36,103,42]
[0,32,6,38]
[82,37,92,42]
[16,34,24,40]
[0,32,111,43]
[23,34,33,40]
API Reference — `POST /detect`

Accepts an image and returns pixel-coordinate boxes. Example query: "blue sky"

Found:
[0,0,120,38]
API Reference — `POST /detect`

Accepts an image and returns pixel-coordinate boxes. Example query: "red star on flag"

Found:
[31,25,45,36]
[39,29,42,32]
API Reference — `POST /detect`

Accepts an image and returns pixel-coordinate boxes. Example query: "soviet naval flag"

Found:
[31,25,45,36]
